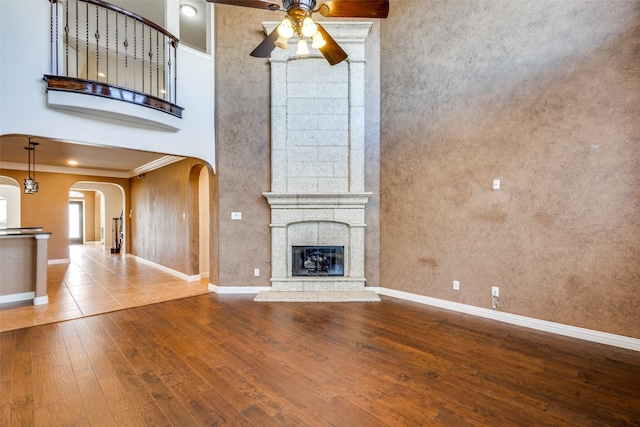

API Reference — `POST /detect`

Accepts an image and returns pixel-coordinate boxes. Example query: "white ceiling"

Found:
[0,134,176,178]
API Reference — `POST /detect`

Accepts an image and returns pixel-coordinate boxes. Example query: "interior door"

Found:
[69,201,84,245]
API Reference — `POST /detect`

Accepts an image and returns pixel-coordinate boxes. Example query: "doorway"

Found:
[69,201,84,245]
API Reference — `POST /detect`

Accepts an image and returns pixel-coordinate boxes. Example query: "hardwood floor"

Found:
[0,245,210,333]
[1,291,639,425]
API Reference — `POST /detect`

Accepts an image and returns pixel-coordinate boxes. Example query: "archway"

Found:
[71,182,125,252]
[188,163,213,279]
[0,176,21,228]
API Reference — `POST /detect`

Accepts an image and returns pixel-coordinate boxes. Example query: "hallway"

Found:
[0,245,210,332]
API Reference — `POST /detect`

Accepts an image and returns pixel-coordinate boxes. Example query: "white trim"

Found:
[0,161,130,178]
[368,287,640,352]
[126,254,200,282]
[208,284,271,294]
[0,291,35,304]
[46,90,182,131]
[33,295,49,305]
[128,156,186,178]
[48,258,70,265]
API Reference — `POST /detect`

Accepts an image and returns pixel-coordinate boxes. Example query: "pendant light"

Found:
[24,138,39,194]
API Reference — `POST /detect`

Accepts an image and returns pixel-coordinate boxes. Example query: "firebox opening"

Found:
[292,246,344,277]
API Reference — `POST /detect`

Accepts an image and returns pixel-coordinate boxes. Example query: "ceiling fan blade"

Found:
[316,23,348,66]
[250,27,279,58]
[317,0,389,18]
[205,0,281,11]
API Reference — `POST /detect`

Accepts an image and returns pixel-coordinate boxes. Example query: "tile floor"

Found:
[0,245,210,332]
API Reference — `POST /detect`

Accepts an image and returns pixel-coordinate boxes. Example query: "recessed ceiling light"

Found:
[68,160,78,166]
[181,4,197,17]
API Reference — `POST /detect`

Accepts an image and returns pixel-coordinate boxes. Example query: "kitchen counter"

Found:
[0,228,51,305]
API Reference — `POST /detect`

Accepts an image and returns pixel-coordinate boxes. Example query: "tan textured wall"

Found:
[78,190,96,242]
[129,158,215,276]
[214,5,382,286]
[0,169,128,260]
[380,1,640,337]
[215,6,277,286]
[94,192,102,241]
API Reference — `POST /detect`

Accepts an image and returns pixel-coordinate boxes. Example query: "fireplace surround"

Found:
[254,21,380,302]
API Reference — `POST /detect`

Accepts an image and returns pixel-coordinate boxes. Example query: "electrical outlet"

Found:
[492,286,499,297]
[453,280,460,290]
[493,179,501,190]
[254,268,260,277]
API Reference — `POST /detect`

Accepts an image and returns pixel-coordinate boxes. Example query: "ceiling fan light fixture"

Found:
[301,16,317,38]
[296,38,310,56]
[180,4,197,17]
[311,31,326,49]
[277,18,294,38]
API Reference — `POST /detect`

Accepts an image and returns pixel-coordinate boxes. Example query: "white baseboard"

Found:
[48,258,70,265]
[208,284,271,294]
[126,254,201,282]
[0,291,35,304]
[369,287,640,352]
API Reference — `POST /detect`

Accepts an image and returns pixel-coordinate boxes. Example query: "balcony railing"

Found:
[45,0,183,118]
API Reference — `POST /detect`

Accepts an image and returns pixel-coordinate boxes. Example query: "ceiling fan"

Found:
[206,0,390,65]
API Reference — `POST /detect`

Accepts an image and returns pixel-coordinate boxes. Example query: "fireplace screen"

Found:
[292,246,344,276]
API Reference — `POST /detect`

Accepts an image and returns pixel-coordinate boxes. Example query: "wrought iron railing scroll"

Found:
[46,0,183,118]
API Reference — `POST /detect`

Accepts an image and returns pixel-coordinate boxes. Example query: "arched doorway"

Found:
[0,176,21,228]
[188,163,213,279]
[70,182,125,252]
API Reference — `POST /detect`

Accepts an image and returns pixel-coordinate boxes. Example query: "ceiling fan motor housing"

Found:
[283,0,316,14]
[283,0,317,36]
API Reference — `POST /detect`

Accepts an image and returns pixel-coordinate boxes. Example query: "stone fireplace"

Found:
[255,21,380,302]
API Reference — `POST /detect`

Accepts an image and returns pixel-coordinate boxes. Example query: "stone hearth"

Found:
[255,21,379,303]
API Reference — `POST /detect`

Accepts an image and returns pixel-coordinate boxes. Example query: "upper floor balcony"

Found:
[0,0,216,168]
[45,0,184,119]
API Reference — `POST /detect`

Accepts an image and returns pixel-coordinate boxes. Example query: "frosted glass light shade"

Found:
[296,39,310,55]
[311,31,326,49]
[301,17,317,37]
[275,36,289,50]
[277,18,294,38]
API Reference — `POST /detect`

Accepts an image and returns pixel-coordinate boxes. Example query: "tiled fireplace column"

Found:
[256,21,380,302]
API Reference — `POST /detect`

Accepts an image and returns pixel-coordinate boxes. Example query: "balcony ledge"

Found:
[43,75,183,131]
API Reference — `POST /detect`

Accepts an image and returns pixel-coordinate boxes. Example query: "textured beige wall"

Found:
[214,5,382,287]
[380,0,640,337]
[0,169,128,260]
[129,158,213,276]
[215,6,277,287]
[77,190,96,242]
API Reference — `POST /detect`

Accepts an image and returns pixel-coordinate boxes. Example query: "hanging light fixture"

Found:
[274,13,325,57]
[24,138,39,194]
